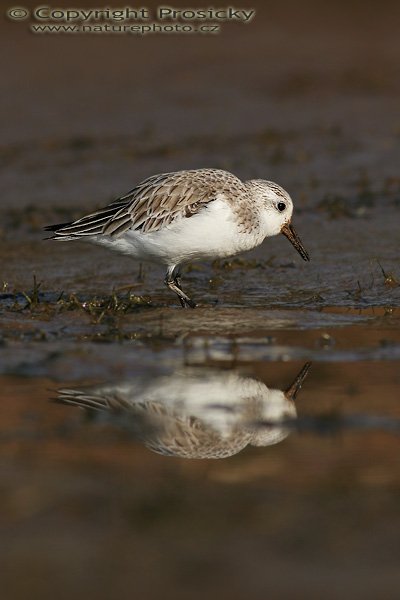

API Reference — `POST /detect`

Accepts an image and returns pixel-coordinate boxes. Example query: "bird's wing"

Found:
[47,169,243,239]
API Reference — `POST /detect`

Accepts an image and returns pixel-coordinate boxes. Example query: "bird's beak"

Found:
[285,362,312,401]
[281,222,310,261]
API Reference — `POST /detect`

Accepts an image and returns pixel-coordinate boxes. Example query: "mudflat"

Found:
[1,2,400,599]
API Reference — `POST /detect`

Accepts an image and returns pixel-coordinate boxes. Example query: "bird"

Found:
[44,168,310,308]
[53,363,311,460]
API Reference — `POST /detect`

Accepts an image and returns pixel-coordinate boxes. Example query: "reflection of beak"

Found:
[285,362,312,400]
[281,223,310,261]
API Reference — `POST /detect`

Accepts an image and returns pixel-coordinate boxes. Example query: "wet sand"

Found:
[1,2,400,599]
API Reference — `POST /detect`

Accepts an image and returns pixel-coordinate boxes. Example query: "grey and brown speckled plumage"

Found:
[45,168,309,307]
[46,169,251,238]
[54,365,311,460]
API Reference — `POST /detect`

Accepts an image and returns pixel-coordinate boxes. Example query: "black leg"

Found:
[174,275,183,291]
[165,268,196,309]
[137,262,145,282]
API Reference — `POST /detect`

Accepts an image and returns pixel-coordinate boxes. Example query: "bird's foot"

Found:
[165,277,196,309]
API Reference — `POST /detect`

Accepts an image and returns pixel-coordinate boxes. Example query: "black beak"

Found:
[281,223,310,262]
[285,362,312,400]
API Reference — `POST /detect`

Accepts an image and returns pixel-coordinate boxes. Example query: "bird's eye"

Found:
[277,202,286,212]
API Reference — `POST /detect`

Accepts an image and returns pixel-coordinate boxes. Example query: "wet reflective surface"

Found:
[2,1,400,597]
[54,363,311,458]
[1,354,399,598]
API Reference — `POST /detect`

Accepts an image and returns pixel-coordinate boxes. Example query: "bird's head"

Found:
[246,179,310,261]
[251,362,312,447]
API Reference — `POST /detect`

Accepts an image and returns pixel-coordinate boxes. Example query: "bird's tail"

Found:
[43,203,121,240]
[53,389,110,411]
[43,222,74,240]
[52,388,132,412]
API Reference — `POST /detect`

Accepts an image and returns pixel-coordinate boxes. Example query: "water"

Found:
[2,2,400,597]
[1,341,399,598]
[1,159,400,600]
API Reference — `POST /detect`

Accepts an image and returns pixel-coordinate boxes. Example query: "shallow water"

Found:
[1,355,399,599]
[1,311,400,599]
[2,2,400,598]
[2,152,400,593]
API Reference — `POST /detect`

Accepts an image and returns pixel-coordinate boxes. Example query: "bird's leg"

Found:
[173,275,190,308]
[173,274,182,290]
[165,267,196,309]
[137,262,145,282]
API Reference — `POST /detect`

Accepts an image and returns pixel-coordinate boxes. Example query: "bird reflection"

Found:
[55,363,311,459]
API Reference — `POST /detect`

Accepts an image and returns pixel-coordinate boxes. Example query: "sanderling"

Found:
[45,168,310,307]
[54,363,311,459]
